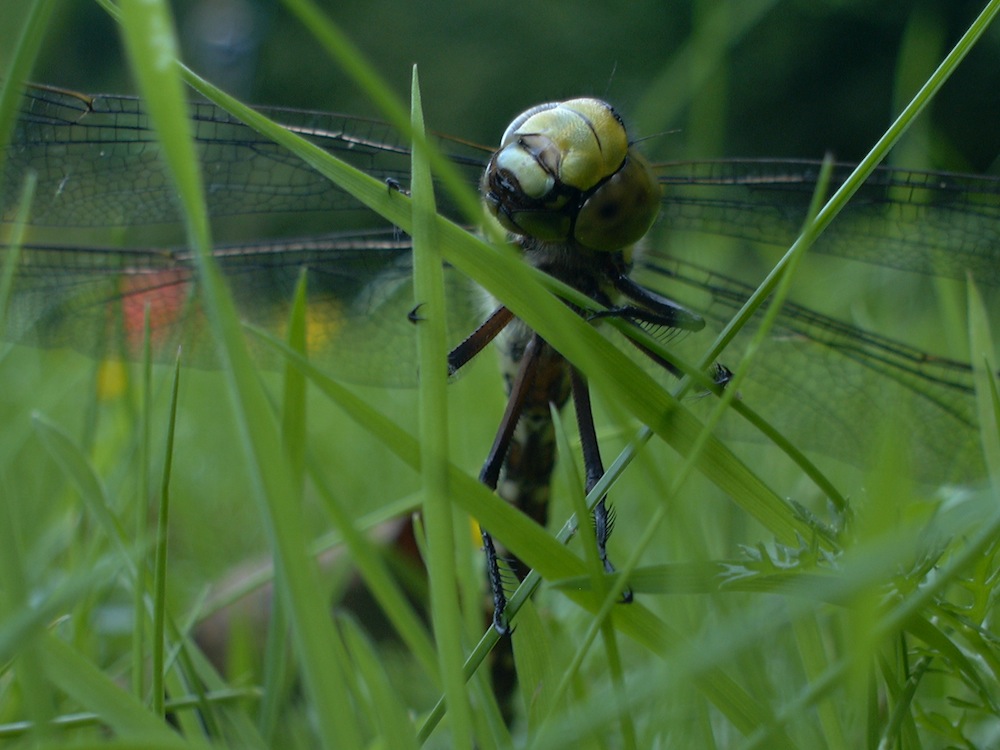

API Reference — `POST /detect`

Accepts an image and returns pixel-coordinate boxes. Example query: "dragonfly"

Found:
[1,85,997,632]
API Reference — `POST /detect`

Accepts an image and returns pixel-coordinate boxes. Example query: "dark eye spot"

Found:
[599,201,620,219]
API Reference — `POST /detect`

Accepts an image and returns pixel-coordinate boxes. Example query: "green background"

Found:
[10,0,1000,170]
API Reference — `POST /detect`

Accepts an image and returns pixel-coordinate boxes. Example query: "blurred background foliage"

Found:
[7,0,1000,170]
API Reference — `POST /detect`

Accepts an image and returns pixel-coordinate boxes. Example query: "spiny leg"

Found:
[443,304,522,633]
[478,332,545,634]
[569,366,632,601]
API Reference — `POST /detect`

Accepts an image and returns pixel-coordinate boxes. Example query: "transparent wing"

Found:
[2,85,489,229]
[642,160,1000,482]
[1,86,490,384]
[2,89,998,478]
[5,231,483,386]
[655,159,1000,286]
[636,256,985,483]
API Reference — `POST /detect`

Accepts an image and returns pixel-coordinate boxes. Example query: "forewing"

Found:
[6,232,482,386]
[2,85,490,230]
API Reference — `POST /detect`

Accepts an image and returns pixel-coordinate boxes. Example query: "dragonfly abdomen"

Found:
[494,320,572,559]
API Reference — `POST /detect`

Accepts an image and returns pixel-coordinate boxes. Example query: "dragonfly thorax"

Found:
[482,98,660,252]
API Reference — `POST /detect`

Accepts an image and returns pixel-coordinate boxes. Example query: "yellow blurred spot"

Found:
[96,360,128,401]
[469,517,482,545]
[303,300,345,355]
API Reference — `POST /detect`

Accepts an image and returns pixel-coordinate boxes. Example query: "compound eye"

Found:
[574,152,660,251]
[483,98,659,251]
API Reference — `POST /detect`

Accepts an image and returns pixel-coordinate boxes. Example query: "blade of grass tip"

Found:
[409,68,474,749]
[114,1,361,746]
[34,402,230,724]
[966,277,1000,485]
[32,414,224,736]
[151,349,181,719]
[720,155,835,418]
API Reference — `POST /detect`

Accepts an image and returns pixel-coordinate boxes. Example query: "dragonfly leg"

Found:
[448,305,514,375]
[570,366,633,602]
[479,526,511,634]
[478,331,546,634]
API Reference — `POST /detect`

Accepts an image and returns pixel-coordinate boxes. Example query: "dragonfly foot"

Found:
[482,527,515,636]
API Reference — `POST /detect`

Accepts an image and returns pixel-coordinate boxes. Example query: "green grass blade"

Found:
[32,413,137,568]
[277,0,485,228]
[281,270,309,484]
[338,617,421,750]
[306,465,437,671]
[36,632,196,746]
[151,351,182,718]
[115,1,362,746]
[256,271,308,741]
[131,308,153,701]
[0,0,57,172]
[171,68,807,550]
[409,69,474,747]
[967,277,1000,484]
[510,600,558,730]
[0,343,51,737]
[0,171,33,340]
[542,404,633,742]
[255,329,793,739]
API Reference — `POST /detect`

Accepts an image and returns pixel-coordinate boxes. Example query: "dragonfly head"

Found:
[482,98,660,252]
